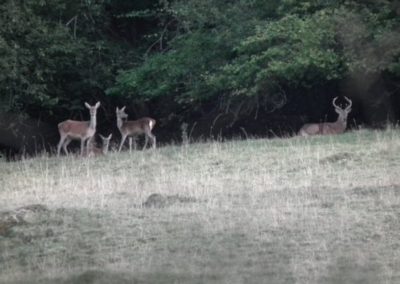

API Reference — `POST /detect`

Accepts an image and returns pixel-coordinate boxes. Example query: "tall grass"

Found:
[0,129,399,283]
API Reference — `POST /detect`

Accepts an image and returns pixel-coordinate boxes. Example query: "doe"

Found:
[57,102,101,156]
[116,106,156,152]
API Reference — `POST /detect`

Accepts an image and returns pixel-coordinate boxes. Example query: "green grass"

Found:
[1,129,400,283]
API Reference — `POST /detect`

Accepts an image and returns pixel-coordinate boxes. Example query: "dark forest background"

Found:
[0,0,399,156]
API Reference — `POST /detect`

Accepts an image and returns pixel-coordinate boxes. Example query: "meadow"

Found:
[0,129,399,283]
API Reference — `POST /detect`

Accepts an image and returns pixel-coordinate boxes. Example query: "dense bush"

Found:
[108,0,400,121]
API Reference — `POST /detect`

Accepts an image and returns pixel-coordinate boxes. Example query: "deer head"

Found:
[99,134,112,154]
[332,96,352,125]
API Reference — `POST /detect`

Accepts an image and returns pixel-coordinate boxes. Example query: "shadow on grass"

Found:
[7,270,221,284]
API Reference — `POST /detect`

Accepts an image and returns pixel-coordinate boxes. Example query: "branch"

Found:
[144,19,177,59]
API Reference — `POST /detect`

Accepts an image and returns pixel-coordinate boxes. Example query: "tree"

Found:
[108,0,400,128]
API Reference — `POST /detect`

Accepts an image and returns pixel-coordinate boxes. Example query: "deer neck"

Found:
[117,116,124,130]
[335,114,347,131]
[102,144,109,155]
[89,113,97,130]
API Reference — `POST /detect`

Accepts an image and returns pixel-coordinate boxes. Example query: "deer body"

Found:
[57,102,100,156]
[299,121,347,136]
[116,107,156,152]
[299,97,352,137]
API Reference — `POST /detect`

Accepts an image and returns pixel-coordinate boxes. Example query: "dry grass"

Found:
[0,129,400,283]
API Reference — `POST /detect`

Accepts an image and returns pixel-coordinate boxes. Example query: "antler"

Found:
[332,96,352,110]
[344,96,352,111]
[332,97,340,109]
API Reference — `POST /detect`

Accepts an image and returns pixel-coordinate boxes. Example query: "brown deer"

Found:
[298,97,352,136]
[86,134,113,157]
[57,102,101,156]
[116,106,156,152]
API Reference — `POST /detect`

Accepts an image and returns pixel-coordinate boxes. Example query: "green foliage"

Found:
[0,0,399,134]
[108,30,232,103]
[208,12,344,98]
[107,0,282,105]
[108,0,399,116]
[334,3,400,75]
[0,0,139,116]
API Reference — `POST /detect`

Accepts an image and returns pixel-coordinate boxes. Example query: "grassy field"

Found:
[0,129,399,283]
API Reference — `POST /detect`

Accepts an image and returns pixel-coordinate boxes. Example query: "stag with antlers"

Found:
[298,97,352,136]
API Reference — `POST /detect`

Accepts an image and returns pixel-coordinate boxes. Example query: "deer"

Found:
[116,106,156,152]
[57,102,101,157]
[86,134,113,157]
[298,96,352,136]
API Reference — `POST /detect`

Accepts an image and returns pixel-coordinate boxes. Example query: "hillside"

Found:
[1,129,400,283]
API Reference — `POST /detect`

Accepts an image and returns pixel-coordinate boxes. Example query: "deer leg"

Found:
[119,135,127,152]
[128,137,132,153]
[143,135,148,150]
[150,133,156,149]
[128,137,138,152]
[57,135,67,157]
[80,139,85,156]
[133,137,137,151]
[62,138,72,155]
[145,130,156,149]
[86,137,93,156]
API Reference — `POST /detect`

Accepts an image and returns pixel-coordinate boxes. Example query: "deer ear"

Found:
[121,106,126,112]
[84,102,91,109]
[108,134,112,139]
[346,108,352,114]
[99,134,105,139]
[95,102,101,108]
[334,108,341,114]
